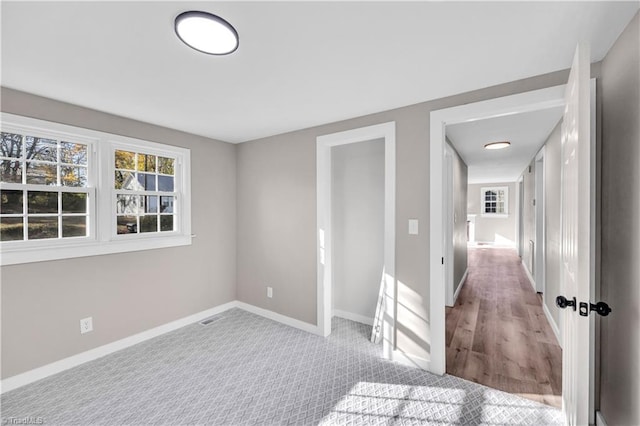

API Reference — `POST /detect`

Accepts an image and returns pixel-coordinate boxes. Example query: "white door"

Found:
[560,42,594,426]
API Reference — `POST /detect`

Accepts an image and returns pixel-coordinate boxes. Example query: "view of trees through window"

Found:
[0,132,89,241]
[114,149,176,235]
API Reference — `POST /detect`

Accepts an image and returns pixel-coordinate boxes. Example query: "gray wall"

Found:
[0,88,237,379]
[331,139,385,320]
[599,11,640,426]
[236,69,573,361]
[451,144,468,295]
[467,182,517,245]
[542,122,562,328]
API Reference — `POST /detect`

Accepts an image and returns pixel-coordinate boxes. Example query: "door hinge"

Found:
[442,257,444,265]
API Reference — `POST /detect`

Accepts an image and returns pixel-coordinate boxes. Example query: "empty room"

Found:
[1,2,639,425]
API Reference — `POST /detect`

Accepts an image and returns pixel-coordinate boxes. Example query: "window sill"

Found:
[481,213,509,219]
[0,234,192,266]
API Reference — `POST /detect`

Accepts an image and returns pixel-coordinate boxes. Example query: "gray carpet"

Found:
[1,308,563,425]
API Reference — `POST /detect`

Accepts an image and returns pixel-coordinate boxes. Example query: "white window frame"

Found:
[480,186,509,218]
[1,113,191,265]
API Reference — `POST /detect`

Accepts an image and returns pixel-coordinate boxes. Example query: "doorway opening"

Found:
[430,86,566,407]
[316,122,396,360]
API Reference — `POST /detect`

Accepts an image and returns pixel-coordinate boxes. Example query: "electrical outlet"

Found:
[80,317,93,334]
[267,286,273,298]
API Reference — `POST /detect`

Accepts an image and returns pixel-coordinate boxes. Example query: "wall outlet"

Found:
[267,286,273,298]
[80,317,93,334]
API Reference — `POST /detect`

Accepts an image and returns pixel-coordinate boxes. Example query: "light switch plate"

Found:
[408,219,419,235]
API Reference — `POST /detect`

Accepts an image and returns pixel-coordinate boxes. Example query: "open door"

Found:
[558,42,597,426]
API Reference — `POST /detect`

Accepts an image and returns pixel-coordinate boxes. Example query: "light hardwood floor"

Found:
[446,246,562,408]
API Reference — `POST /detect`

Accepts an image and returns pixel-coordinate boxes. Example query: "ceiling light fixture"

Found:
[174,11,239,55]
[484,141,511,150]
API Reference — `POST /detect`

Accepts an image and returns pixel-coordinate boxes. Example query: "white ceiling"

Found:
[1,2,638,143]
[446,107,564,184]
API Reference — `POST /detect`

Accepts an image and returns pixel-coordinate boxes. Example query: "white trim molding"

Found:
[451,268,469,306]
[332,309,374,326]
[522,259,537,292]
[316,122,396,360]
[236,302,320,335]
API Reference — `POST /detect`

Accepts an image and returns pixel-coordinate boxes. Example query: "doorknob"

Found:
[556,295,577,311]
[579,301,612,317]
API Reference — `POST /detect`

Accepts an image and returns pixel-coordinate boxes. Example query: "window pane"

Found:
[61,166,87,187]
[26,137,57,162]
[60,142,88,165]
[115,150,135,170]
[160,196,174,213]
[62,193,87,213]
[142,196,158,214]
[137,154,156,172]
[137,173,156,191]
[28,216,58,239]
[26,162,57,185]
[158,175,174,192]
[1,132,23,158]
[1,190,23,214]
[160,215,173,232]
[117,195,139,214]
[115,171,141,190]
[1,160,22,183]
[62,216,87,237]
[117,216,137,234]
[140,215,158,233]
[28,191,58,214]
[158,157,174,175]
[1,217,24,241]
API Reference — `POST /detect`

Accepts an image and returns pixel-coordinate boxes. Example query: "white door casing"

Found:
[560,42,595,426]
[316,122,396,359]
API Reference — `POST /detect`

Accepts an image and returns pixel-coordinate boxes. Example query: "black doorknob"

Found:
[556,295,577,311]
[580,301,612,317]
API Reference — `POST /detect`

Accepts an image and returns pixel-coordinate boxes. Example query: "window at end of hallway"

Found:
[481,186,508,217]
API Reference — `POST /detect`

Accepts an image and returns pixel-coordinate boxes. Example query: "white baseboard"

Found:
[452,268,468,305]
[0,301,239,394]
[235,301,320,335]
[392,349,430,371]
[521,259,537,292]
[1,300,324,394]
[596,411,608,426]
[332,309,374,326]
[542,299,561,347]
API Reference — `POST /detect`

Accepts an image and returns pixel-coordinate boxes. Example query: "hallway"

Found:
[446,247,562,408]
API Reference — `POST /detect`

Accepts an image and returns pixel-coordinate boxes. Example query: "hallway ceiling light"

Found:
[174,11,239,55]
[484,141,511,150]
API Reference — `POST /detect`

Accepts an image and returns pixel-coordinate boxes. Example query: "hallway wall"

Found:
[450,142,468,297]
[599,10,640,426]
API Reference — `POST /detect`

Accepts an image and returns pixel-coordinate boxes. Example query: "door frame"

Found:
[429,85,565,375]
[517,176,525,258]
[316,122,396,359]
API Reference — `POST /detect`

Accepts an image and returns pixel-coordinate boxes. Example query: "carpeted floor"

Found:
[1,308,563,425]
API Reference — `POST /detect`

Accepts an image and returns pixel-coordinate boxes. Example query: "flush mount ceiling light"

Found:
[484,141,511,150]
[174,11,239,55]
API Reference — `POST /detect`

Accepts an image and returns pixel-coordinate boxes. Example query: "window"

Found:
[481,186,508,217]
[0,113,191,265]
[114,149,176,235]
